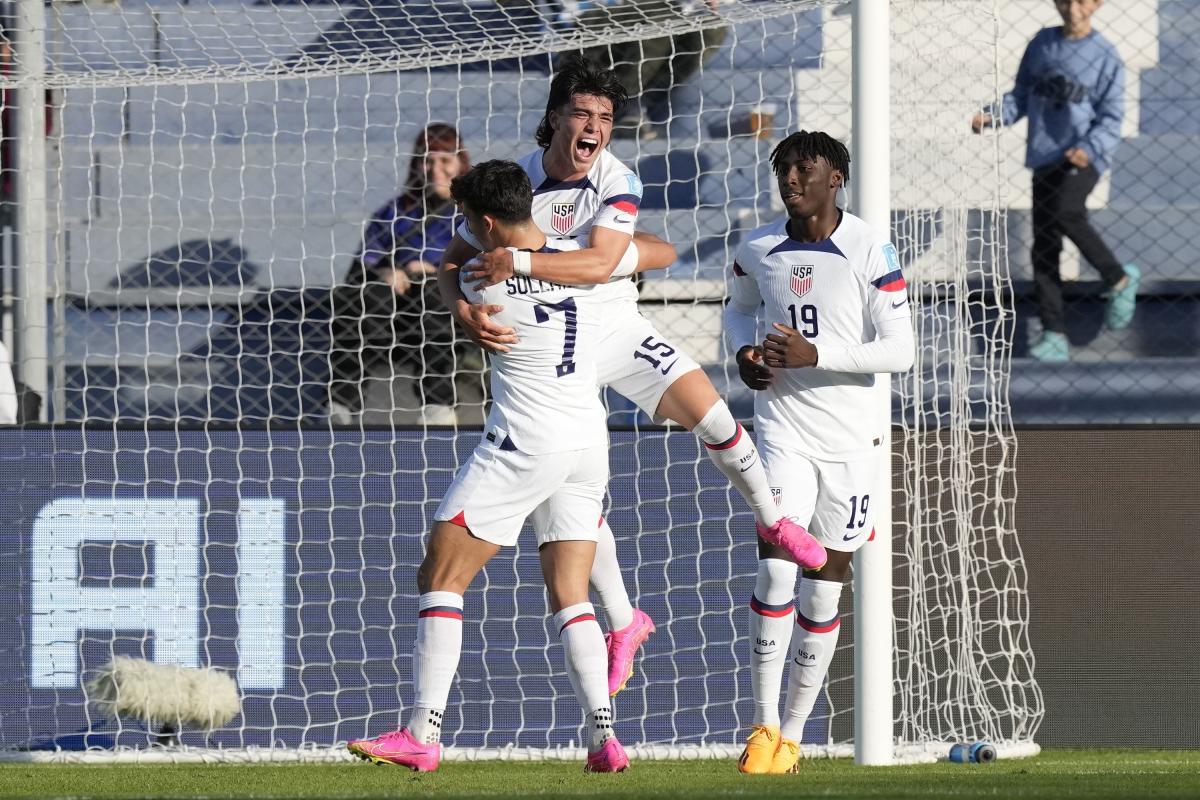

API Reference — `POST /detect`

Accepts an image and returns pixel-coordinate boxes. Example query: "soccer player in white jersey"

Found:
[440,56,827,698]
[349,161,639,773]
[723,131,915,774]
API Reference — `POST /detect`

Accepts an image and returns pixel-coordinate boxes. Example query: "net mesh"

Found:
[0,0,1042,758]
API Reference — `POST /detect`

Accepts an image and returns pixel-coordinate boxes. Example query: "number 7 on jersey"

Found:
[534,297,578,377]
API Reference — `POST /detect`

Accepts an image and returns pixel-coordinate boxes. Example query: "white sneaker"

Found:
[420,404,457,426]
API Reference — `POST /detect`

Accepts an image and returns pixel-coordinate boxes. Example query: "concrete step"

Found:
[60,278,1199,425]
[61,71,549,148]
[60,134,773,290]
[1007,358,1200,423]
[61,196,1200,300]
[1109,135,1200,206]
[671,11,821,72]
[816,0,1159,73]
[1000,206,1200,283]
[1139,66,1200,135]
[713,356,1200,427]
[53,4,341,74]
[1157,0,1200,67]
[997,284,1200,361]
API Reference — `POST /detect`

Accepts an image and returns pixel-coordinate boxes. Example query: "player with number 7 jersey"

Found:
[350,160,630,774]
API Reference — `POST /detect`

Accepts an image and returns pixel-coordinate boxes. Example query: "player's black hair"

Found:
[535,54,628,149]
[450,159,533,223]
[769,130,851,186]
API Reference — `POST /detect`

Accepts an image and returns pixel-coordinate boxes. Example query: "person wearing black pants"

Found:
[1030,161,1129,340]
[327,266,461,422]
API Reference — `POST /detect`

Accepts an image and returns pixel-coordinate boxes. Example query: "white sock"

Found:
[694,400,781,528]
[749,558,799,727]
[590,519,635,631]
[780,579,843,742]
[554,602,611,728]
[585,707,616,751]
[407,590,463,744]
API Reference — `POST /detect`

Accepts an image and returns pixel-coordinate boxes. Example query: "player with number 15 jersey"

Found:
[441,57,827,705]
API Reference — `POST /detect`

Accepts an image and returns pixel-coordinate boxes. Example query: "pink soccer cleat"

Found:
[585,736,630,773]
[757,518,827,571]
[605,608,656,696]
[347,728,441,772]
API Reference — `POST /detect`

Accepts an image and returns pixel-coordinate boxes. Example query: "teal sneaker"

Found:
[1104,264,1140,330]
[1029,331,1070,362]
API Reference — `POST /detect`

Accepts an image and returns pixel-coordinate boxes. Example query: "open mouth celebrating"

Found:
[575,137,600,161]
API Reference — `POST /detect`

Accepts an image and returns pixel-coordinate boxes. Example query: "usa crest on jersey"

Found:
[550,202,575,235]
[790,265,814,298]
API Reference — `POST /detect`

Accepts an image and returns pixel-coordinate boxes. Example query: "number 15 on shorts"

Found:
[633,337,679,375]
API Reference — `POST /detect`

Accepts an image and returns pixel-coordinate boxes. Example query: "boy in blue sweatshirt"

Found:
[971,0,1138,362]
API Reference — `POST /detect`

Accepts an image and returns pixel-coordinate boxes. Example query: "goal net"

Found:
[0,0,1042,761]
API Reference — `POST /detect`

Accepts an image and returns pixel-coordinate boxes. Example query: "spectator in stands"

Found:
[327,123,471,424]
[971,0,1137,363]
[567,0,728,141]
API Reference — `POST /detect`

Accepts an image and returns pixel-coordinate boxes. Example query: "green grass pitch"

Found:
[1,750,1197,799]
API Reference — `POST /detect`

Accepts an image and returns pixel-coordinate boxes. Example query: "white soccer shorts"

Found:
[759,439,884,554]
[434,426,608,548]
[597,312,700,421]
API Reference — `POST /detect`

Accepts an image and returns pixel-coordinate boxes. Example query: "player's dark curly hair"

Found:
[450,159,533,223]
[769,130,851,185]
[535,54,628,149]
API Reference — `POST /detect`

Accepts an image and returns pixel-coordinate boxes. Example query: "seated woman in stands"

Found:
[327,123,472,425]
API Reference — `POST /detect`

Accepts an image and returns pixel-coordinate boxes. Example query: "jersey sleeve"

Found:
[814,239,915,374]
[722,241,763,353]
[591,169,642,237]
[865,240,911,323]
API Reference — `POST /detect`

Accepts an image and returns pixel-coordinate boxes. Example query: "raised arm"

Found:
[631,230,676,273]
[466,224,633,288]
[974,32,1037,132]
[439,232,517,353]
[466,166,647,287]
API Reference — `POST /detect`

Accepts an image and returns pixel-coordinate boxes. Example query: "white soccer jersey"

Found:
[726,211,914,460]
[461,241,606,456]
[457,148,643,311]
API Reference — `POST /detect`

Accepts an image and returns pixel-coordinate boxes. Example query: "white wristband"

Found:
[511,249,533,277]
[609,241,639,278]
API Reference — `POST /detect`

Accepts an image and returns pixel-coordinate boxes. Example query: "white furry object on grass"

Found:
[86,657,241,730]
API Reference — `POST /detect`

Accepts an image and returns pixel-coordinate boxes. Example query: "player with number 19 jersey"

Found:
[457,148,700,418]
[728,211,914,461]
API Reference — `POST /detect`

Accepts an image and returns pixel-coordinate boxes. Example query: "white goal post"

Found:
[1,0,1042,764]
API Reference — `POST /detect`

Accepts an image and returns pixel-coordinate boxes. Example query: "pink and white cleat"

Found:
[757,518,827,571]
[605,608,656,696]
[347,728,441,772]
[585,736,630,773]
